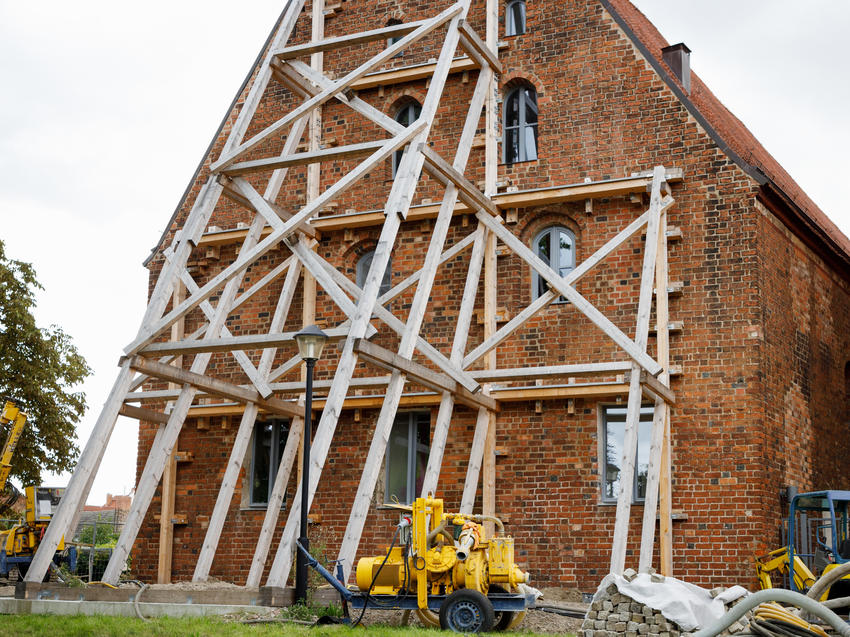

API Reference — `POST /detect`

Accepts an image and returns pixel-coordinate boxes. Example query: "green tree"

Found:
[0,238,90,486]
[77,516,120,547]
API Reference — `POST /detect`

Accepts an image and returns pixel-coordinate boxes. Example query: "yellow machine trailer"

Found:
[300,496,536,633]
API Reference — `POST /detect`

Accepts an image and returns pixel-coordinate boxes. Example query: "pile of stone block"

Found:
[581,569,753,637]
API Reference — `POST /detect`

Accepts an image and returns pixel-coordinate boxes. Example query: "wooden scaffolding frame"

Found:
[29,0,677,585]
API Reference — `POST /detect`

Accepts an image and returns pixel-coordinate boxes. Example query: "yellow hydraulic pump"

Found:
[0,400,27,493]
[355,496,529,628]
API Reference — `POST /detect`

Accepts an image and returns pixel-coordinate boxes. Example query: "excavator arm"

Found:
[0,401,27,492]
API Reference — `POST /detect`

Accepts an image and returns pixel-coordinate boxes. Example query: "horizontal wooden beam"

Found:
[273,19,429,60]
[182,381,632,415]
[139,328,348,357]
[222,140,387,177]
[420,145,499,216]
[353,338,498,412]
[119,404,170,424]
[196,171,683,245]
[349,56,478,91]
[470,362,631,382]
[125,355,302,419]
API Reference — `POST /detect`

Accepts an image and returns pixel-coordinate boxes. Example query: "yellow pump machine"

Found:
[300,496,535,633]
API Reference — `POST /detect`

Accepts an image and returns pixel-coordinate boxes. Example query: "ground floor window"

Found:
[250,418,289,507]
[385,411,430,504]
[601,404,654,503]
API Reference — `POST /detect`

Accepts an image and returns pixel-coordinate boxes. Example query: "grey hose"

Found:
[133,582,150,622]
[692,589,850,637]
[469,514,505,535]
[426,522,454,548]
[806,560,850,601]
[822,595,850,609]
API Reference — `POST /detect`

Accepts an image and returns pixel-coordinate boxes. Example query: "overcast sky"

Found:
[1,1,848,505]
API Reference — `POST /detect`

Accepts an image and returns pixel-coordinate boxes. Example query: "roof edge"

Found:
[142,2,292,268]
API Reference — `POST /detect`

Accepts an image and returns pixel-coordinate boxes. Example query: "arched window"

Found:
[392,101,422,177]
[503,85,538,164]
[356,249,392,298]
[532,226,575,300]
[505,0,526,36]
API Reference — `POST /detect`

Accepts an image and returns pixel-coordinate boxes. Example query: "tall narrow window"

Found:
[602,405,653,503]
[385,411,430,504]
[386,18,404,56]
[249,419,289,507]
[356,250,392,298]
[532,226,575,300]
[503,85,538,164]
[392,101,422,177]
[505,0,526,36]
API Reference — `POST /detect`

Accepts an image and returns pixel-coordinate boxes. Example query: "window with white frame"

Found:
[356,249,392,299]
[392,101,422,177]
[385,411,430,504]
[249,419,289,507]
[532,225,575,300]
[505,0,526,36]
[601,404,654,503]
[503,85,538,164]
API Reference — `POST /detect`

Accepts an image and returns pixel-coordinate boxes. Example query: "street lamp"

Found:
[293,324,327,604]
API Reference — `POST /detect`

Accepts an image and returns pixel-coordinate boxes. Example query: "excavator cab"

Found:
[785,490,850,602]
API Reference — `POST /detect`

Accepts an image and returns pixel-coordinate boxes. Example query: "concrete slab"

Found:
[0,597,277,618]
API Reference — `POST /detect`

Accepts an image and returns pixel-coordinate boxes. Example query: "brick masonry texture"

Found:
[131,0,850,591]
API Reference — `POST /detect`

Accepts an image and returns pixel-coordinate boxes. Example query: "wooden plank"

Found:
[193,403,259,581]
[25,359,134,582]
[139,328,348,357]
[127,356,301,420]
[640,370,675,405]
[349,55,477,90]
[458,19,501,72]
[353,339,498,412]
[226,177,318,240]
[273,19,428,60]
[223,140,386,176]
[195,173,685,243]
[471,362,631,382]
[421,146,499,216]
[460,408,491,513]
[118,404,169,424]
[246,410,305,587]
[475,211,663,376]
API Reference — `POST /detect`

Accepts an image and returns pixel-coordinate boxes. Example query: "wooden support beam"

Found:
[126,356,302,420]
[222,140,386,177]
[353,339,498,412]
[118,404,169,424]
[460,408,491,513]
[139,328,348,357]
[273,19,428,60]
[471,362,632,382]
[349,55,478,90]
[457,19,501,73]
[421,146,499,217]
[639,370,676,405]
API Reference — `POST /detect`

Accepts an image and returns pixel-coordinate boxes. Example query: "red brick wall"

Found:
[131,0,850,591]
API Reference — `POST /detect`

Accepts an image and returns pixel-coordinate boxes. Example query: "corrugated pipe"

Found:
[692,589,850,637]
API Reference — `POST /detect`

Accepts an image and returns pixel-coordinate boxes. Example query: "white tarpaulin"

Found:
[593,573,749,631]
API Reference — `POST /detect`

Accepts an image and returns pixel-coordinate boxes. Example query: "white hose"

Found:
[692,589,850,637]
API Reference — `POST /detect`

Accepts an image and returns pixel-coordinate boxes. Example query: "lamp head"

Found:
[294,324,328,361]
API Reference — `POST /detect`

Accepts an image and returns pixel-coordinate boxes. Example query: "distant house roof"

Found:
[603,0,850,268]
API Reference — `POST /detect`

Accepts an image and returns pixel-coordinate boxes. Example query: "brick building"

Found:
[125,0,850,592]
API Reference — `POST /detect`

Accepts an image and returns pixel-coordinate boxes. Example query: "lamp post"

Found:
[293,324,327,604]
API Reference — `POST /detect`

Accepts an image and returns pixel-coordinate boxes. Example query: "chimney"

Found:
[662,43,691,94]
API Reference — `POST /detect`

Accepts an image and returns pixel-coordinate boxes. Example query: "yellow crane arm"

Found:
[0,401,27,492]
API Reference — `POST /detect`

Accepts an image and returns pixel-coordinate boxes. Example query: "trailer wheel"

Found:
[489,585,526,631]
[439,589,495,633]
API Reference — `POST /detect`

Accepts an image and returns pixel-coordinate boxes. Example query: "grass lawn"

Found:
[0,614,564,636]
